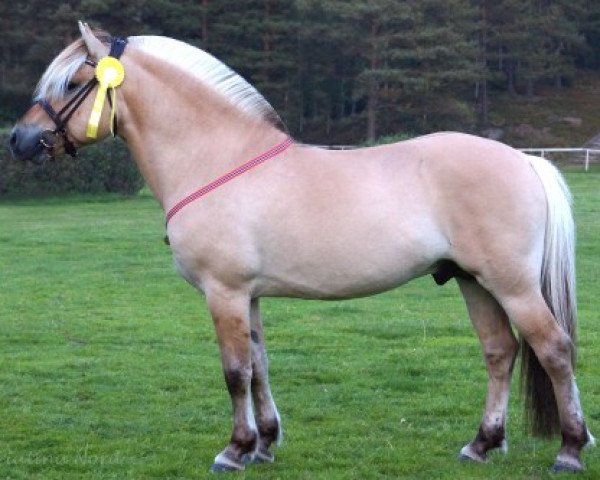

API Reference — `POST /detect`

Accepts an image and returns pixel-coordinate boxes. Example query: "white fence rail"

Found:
[519,148,600,171]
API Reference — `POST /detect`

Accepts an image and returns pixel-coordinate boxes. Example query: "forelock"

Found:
[34,32,113,102]
[34,39,89,102]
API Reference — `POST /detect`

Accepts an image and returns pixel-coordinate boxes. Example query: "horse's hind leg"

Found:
[498,292,594,472]
[457,278,519,462]
[249,298,282,463]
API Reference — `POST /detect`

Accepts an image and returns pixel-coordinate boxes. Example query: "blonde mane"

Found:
[129,36,283,128]
[35,34,284,129]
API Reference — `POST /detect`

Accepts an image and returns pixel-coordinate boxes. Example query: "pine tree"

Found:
[474,0,493,125]
[485,0,585,97]
[1,0,599,138]
[321,0,412,140]
[296,0,359,135]
[403,0,480,131]
[579,0,600,69]
[209,0,300,129]
[323,0,479,139]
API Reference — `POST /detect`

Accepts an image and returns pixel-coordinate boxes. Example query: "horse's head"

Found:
[9,22,125,164]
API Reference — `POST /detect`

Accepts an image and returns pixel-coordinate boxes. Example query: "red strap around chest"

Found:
[165,137,293,226]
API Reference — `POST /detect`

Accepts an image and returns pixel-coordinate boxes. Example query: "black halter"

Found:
[38,37,127,158]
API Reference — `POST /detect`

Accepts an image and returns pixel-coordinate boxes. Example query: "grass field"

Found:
[0,167,599,479]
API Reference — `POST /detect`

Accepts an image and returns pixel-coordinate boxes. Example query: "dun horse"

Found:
[9,23,594,472]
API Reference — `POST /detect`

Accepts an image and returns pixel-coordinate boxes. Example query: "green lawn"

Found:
[0,168,598,479]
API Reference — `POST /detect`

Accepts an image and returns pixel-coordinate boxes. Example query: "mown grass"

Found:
[0,167,598,479]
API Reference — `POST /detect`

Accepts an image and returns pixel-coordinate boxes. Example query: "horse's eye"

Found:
[66,82,79,92]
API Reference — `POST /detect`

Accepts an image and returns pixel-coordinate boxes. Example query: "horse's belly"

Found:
[256,261,429,299]
[254,217,447,299]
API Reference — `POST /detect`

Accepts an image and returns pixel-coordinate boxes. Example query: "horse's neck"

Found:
[118,50,286,211]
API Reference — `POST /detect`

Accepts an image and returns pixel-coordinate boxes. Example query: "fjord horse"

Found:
[9,23,594,472]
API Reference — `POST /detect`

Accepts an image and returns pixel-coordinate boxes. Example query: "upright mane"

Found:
[35,34,285,130]
[128,36,284,129]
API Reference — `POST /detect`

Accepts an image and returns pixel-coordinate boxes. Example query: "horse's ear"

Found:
[78,21,108,59]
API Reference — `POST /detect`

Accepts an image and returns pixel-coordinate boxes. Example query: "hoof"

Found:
[211,452,245,473]
[210,462,243,473]
[458,445,486,463]
[551,462,583,474]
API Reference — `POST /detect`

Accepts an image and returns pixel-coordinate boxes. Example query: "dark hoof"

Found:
[210,463,242,473]
[551,462,583,474]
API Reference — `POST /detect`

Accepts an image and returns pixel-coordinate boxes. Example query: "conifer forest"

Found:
[1,0,600,143]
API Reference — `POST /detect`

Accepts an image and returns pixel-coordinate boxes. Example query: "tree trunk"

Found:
[555,75,563,89]
[480,77,489,124]
[478,2,489,125]
[526,77,534,98]
[367,17,380,142]
[367,82,378,141]
[506,62,517,95]
[201,0,209,47]
[263,0,272,64]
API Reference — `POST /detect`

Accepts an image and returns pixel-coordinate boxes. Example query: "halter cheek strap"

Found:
[37,72,97,157]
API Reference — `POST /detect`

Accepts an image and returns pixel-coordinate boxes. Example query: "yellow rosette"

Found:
[86,56,125,138]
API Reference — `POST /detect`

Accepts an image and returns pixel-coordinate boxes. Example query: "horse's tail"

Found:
[520,154,577,437]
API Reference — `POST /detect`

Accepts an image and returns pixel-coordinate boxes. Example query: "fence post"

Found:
[585,149,590,172]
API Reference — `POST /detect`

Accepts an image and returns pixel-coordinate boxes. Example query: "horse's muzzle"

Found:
[9,124,53,164]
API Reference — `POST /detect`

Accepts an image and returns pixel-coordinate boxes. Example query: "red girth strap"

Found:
[165,137,294,226]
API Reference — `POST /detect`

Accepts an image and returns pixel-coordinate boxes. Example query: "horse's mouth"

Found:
[28,141,54,165]
[10,139,51,165]
[9,125,57,164]
[29,130,71,164]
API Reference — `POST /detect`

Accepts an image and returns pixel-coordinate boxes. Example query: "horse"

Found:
[9,22,595,473]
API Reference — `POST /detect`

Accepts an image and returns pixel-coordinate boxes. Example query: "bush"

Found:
[0,130,143,196]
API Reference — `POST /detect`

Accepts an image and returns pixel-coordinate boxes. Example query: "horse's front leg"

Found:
[207,289,258,472]
[249,298,282,463]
